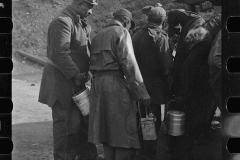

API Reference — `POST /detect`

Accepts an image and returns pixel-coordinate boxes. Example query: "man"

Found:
[88,8,151,160]
[205,15,222,133]
[132,6,173,160]
[38,0,98,159]
[198,1,215,21]
[166,9,213,160]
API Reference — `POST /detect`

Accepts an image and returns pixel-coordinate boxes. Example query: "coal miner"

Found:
[88,8,151,160]
[204,14,222,136]
[198,1,215,21]
[38,0,99,159]
[166,9,213,160]
[132,6,173,160]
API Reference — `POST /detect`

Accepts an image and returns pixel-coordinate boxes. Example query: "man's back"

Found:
[90,20,129,72]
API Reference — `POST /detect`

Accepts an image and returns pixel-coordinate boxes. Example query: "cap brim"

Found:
[200,7,213,12]
[130,20,135,30]
[85,1,98,5]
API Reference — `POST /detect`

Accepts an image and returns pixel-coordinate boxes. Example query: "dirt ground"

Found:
[12,54,53,160]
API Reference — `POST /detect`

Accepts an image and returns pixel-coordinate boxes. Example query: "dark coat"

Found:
[173,16,213,99]
[88,20,150,148]
[208,31,221,89]
[38,6,92,109]
[132,23,173,104]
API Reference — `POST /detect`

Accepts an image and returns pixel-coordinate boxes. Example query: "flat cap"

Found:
[143,6,166,24]
[83,0,98,5]
[199,1,213,12]
[113,8,135,29]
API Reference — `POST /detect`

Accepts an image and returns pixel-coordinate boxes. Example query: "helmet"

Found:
[83,0,98,5]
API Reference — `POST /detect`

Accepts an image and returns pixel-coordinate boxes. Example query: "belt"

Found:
[92,70,124,78]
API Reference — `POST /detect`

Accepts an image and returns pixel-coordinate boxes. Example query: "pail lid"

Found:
[167,110,185,116]
[74,87,90,99]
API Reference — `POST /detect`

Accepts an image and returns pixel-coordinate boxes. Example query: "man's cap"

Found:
[155,3,162,7]
[113,8,135,30]
[83,0,98,5]
[199,1,213,12]
[144,6,166,24]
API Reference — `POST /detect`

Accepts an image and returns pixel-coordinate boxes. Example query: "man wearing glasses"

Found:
[198,1,215,21]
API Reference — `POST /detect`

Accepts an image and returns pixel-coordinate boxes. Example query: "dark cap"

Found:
[113,8,135,29]
[199,1,213,12]
[83,0,98,5]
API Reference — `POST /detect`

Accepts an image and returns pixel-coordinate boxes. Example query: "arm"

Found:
[116,29,150,100]
[156,36,174,75]
[49,17,80,80]
[182,36,213,71]
[156,36,174,100]
[212,32,221,69]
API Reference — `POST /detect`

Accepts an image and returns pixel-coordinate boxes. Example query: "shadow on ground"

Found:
[12,121,54,160]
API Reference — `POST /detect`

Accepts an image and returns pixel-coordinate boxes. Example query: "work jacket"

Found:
[173,16,213,99]
[38,6,91,109]
[132,23,173,104]
[88,20,149,148]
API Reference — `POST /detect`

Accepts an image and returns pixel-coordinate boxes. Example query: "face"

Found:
[76,2,94,18]
[199,9,214,21]
[125,21,132,31]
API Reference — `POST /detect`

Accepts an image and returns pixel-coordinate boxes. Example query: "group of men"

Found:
[38,0,221,160]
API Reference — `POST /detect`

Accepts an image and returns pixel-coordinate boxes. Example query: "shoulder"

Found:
[51,14,73,28]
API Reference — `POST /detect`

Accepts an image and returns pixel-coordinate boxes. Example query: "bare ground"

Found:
[12,54,53,160]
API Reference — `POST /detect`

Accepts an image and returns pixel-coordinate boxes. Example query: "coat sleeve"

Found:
[49,17,80,79]
[181,35,213,71]
[178,35,213,98]
[116,29,150,100]
[156,36,174,75]
[212,32,221,69]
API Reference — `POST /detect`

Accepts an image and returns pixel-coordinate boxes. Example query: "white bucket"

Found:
[72,87,90,116]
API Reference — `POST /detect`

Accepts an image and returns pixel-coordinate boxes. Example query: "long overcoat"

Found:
[38,6,91,109]
[173,17,213,99]
[132,23,173,104]
[88,20,150,149]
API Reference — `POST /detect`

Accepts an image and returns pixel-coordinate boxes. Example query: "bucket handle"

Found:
[166,99,186,113]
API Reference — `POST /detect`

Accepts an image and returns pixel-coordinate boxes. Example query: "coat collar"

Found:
[143,23,167,36]
[62,5,81,24]
[105,20,123,28]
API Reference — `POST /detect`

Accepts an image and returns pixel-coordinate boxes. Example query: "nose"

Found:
[87,9,92,15]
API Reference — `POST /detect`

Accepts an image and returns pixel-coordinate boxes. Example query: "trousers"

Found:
[52,101,98,160]
[103,143,137,160]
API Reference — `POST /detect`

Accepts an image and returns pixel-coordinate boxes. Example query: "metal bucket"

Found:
[72,87,90,116]
[166,110,185,136]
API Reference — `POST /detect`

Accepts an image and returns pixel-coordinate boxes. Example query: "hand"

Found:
[140,97,151,108]
[74,72,87,86]
[85,71,92,82]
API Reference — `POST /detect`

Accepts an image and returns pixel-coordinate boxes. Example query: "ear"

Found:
[77,1,83,7]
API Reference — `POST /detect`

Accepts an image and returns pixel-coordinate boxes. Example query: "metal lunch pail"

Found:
[166,110,185,136]
[72,87,90,116]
